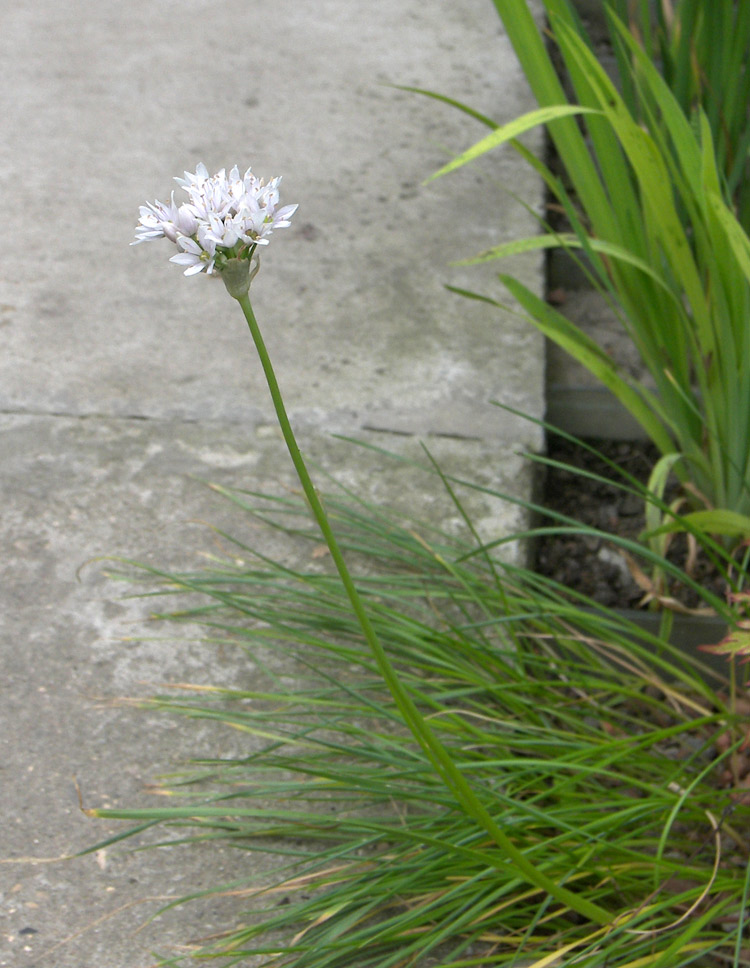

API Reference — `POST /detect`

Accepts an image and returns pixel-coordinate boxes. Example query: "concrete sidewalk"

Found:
[0,2,543,965]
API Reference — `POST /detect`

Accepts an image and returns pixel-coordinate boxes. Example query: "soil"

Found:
[535,434,730,612]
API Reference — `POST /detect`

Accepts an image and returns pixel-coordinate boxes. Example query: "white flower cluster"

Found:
[133,163,298,277]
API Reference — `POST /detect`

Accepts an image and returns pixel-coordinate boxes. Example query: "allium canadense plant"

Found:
[123,162,613,927]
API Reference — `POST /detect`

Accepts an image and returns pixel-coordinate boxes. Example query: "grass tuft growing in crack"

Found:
[90,449,750,967]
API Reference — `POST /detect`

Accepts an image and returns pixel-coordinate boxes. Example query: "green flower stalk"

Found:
[132,163,612,927]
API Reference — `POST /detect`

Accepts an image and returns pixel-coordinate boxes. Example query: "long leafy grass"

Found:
[423,0,750,541]
[608,0,750,232]
[90,446,750,967]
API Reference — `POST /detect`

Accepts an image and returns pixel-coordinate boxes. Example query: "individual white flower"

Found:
[173,161,211,194]
[133,163,298,282]
[133,193,199,245]
[204,210,246,250]
[169,228,218,276]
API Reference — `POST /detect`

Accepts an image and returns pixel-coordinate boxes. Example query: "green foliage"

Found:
[608,0,750,232]
[429,0,750,539]
[91,452,750,967]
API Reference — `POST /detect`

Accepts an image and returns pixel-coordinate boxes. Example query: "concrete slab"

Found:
[1,0,544,964]
[1,416,534,967]
[1,0,543,443]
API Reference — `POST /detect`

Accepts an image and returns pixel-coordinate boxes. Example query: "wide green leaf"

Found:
[425,105,599,183]
[654,508,750,540]
[456,233,682,304]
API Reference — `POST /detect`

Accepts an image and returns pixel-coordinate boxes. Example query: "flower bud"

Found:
[176,204,198,237]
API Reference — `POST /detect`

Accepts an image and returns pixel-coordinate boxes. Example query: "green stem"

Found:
[234,291,611,927]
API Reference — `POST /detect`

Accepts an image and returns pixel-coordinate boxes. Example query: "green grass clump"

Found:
[422,0,750,540]
[92,455,750,967]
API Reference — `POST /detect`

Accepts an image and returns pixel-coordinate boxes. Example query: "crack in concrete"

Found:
[1,409,485,442]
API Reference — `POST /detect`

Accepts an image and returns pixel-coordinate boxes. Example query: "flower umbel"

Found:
[133,163,297,289]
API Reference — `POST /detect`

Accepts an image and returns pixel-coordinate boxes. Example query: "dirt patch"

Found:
[535,434,730,612]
